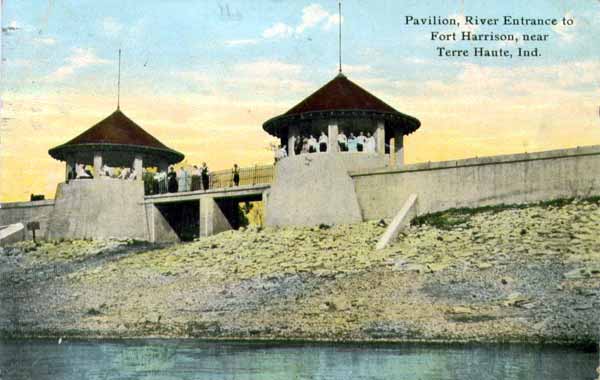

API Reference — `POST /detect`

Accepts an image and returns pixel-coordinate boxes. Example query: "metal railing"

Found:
[209,165,274,189]
[144,164,274,195]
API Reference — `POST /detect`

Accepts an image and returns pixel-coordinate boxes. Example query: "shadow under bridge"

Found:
[144,184,270,242]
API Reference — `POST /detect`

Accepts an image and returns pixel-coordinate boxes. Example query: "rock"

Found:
[503,292,533,308]
[403,264,426,273]
[319,302,336,312]
[564,268,591,280]
[86,307,102,316]
[448,306,474,315]
[574,288,597,297]
[426,263,448,273]
[572,304,592,311]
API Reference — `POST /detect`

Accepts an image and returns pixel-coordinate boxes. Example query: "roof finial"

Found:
[117,49,121,110]
[338,1,342,74]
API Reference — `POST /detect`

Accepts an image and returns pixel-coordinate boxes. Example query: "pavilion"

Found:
[262,72,420,166]
[48,108,184,181]
[263,72,422,227]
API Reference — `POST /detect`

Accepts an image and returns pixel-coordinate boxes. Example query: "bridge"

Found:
[143,166,273,242]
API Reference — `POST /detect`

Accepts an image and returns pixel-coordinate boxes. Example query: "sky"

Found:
[0,0,599,201]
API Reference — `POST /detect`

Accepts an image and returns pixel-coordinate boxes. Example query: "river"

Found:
[0,339,597,379]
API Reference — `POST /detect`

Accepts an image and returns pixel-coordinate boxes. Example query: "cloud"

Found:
[263,3,341,39]
[102,17,124,37]
[45,48,110,82]
[296,3,329,33]
[224,39,258,47]
[262,22,294,39]
[33,37,56,45]
[552,12,576,42]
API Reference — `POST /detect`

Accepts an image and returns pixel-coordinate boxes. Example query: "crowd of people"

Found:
[155,162,241,194]
[67,163,142,181]
[163,162,212,193]
[67,161,245,195]
[283,130,378,158]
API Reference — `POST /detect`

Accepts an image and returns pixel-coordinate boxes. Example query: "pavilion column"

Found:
[328,122,339,153]
[133,155,144,181]
[288,125,298,157]
[93,152,103,179]
[65,161,73,181]
[376,121,385,155]
[65,155,75,181]
[394,131,405,166]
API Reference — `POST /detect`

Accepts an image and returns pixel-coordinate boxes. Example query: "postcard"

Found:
[0,1,599,379]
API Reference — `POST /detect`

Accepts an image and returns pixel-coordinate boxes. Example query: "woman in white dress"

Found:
[365,132,376,153]
[318,131,328,152]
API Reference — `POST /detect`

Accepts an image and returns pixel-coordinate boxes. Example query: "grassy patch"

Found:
[446,314,500,323]
[411,196,600,229]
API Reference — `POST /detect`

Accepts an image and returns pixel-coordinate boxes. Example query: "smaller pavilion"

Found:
[48,108,184,180]
[262,72,420,166]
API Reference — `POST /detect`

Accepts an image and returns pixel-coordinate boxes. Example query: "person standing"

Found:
[301,138,309,154]
[356,132,366,152]
[279,145,288,159]
[177,167,188,192]
[191,165,201,191]
[308,135,318,153]
[167,166,178,193]
[365,132,376,153]
[232,164,240,186]
[348,133,357,152]
[337,131,348,152]
[318,131,328,152]
[294,136,303,155]
[154,171,163,194]
[201,162,210,191]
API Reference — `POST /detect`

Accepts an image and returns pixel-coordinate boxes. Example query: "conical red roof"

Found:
[284,73,398,116]
[263,73,420,137]
[49,109,184,165]
[65,109,170,149]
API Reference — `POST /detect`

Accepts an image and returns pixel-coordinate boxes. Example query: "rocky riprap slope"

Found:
[0,199,599,344]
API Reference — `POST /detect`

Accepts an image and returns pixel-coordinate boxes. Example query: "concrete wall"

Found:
[266,153,389,227]
[0,200,55,241]
[352,145,600,220]
[46,179,149,240]
[145,204,180,243]
[199,197,233,237]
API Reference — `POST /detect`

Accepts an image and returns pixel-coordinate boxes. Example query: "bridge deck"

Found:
[144,183,270,204]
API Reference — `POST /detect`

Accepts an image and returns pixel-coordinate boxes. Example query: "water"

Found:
[0,339,597,380]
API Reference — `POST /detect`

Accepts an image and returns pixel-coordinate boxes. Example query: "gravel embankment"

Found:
[0,199,598,344]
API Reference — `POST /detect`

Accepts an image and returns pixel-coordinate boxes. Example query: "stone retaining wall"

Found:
[351,145,600,220]
[0,200,55,242]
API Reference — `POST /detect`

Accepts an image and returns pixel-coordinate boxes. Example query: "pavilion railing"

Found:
[144,164,274,195]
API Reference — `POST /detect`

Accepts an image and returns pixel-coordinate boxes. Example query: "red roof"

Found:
[48,109,184,165]
[263,73,420,137]
[284,73,398,116]
[65,109,169,149]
